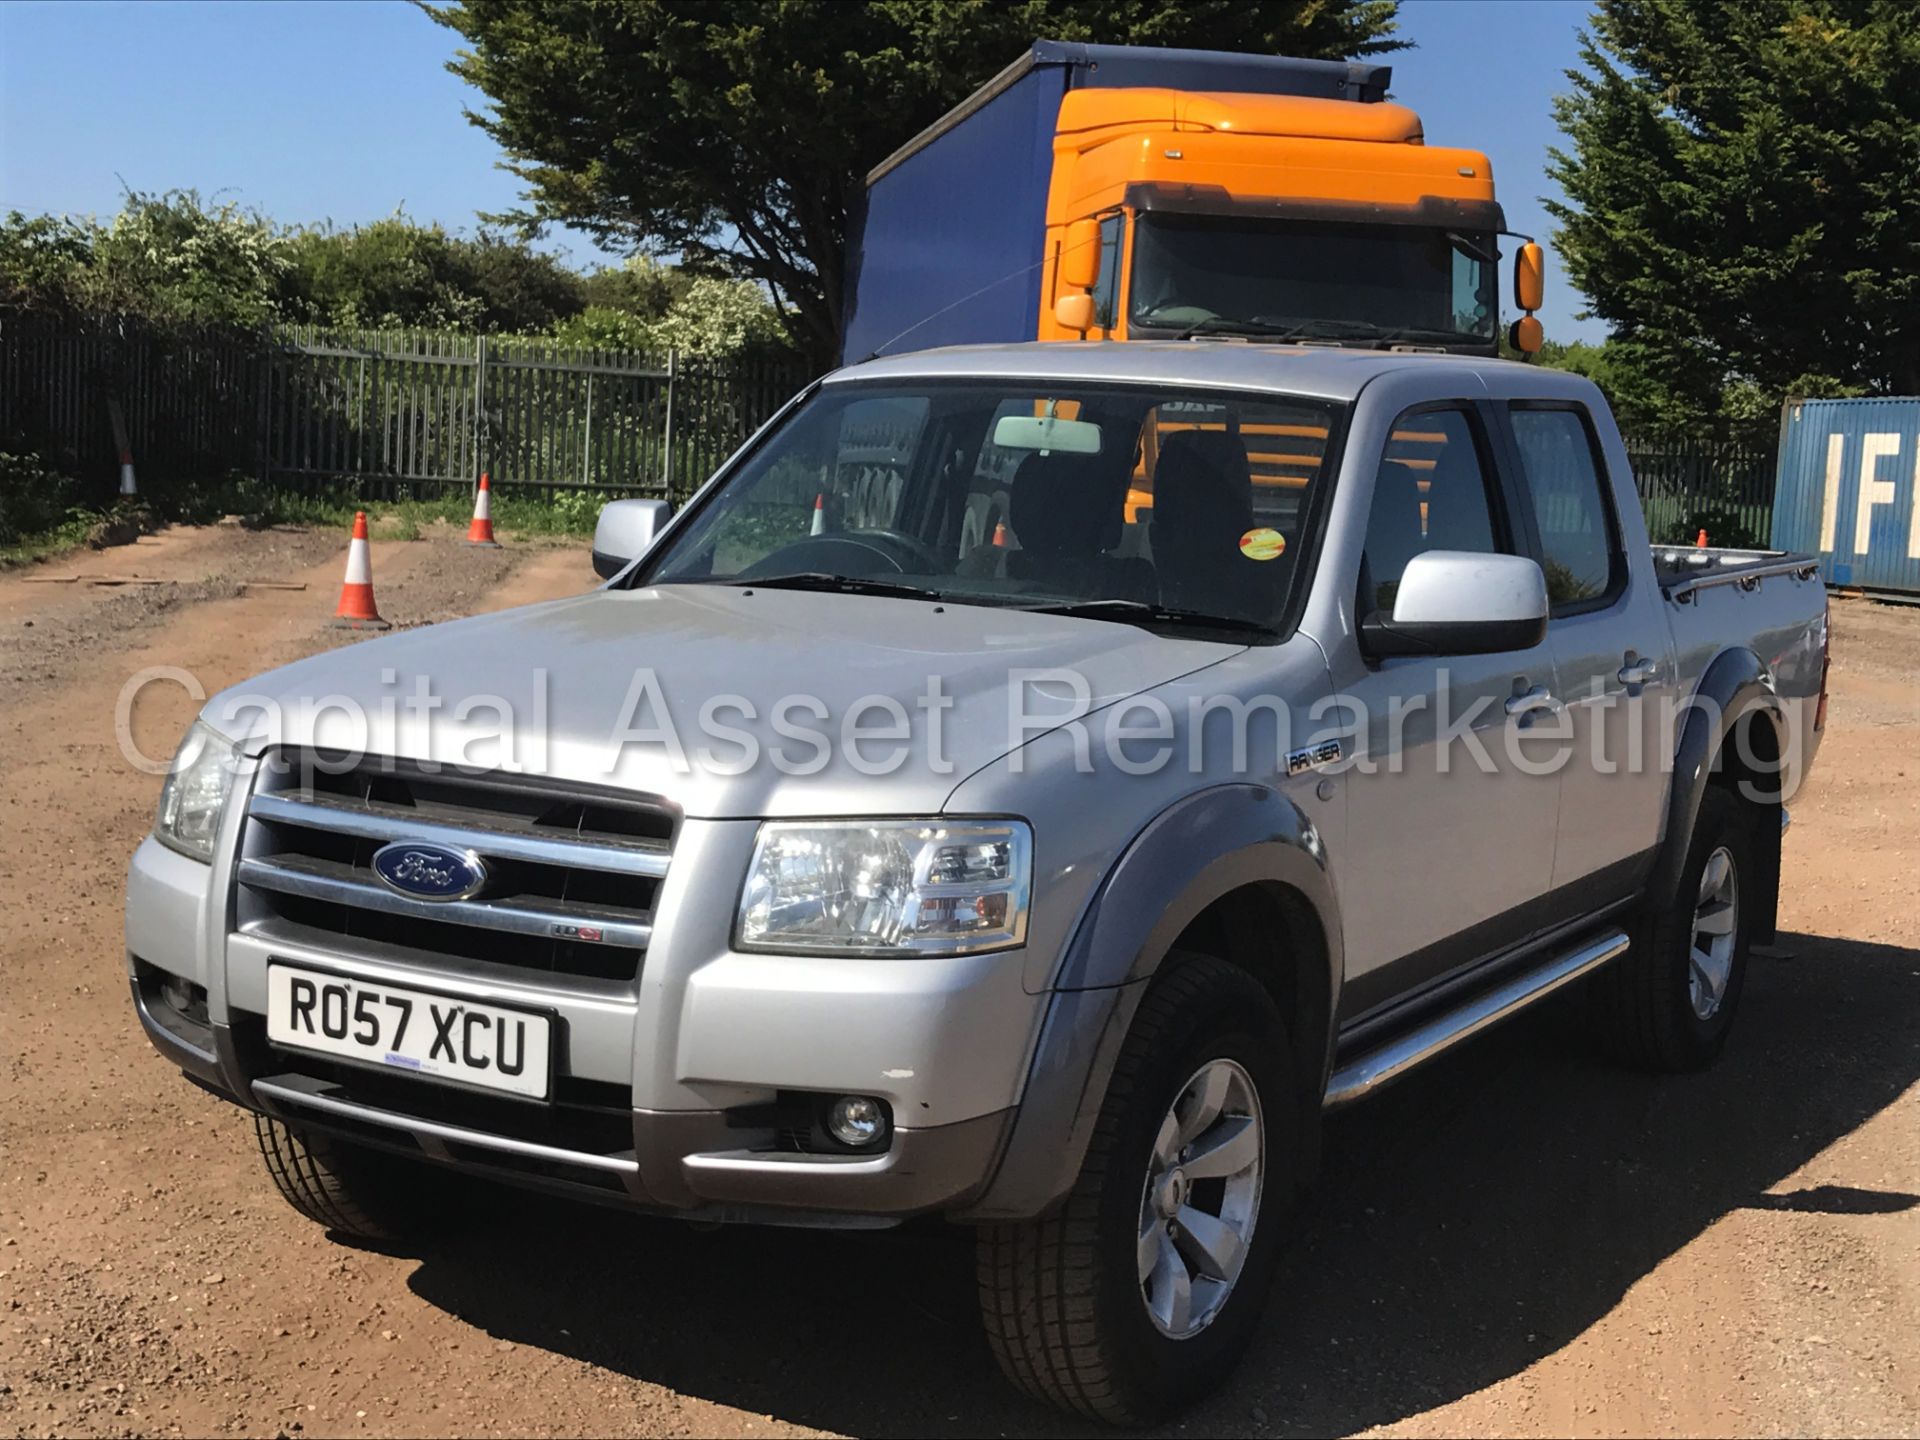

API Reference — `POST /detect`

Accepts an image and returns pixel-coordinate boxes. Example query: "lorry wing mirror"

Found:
[1054,292,1095,334]
[592,498,673,579]
[1360,551,1548,657]
[1060,218,1102,292]
[1514,241,1545,314]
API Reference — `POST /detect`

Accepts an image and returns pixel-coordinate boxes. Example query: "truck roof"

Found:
[868,41,1393,186]
[827,340,1560,404]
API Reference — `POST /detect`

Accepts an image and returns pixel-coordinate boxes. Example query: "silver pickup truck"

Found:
[126,343,1827,1422]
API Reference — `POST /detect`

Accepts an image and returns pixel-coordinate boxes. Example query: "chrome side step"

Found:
[1323,929,1630,1109]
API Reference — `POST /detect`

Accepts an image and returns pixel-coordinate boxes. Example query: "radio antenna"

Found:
[858,226,1108,362]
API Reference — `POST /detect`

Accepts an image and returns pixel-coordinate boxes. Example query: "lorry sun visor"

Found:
[1125,183,1506,235]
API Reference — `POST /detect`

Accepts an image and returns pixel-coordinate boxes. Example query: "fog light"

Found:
[161,974,208,1024]
[825,1095,889,1149]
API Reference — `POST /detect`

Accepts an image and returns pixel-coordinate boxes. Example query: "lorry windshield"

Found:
[644,382,1343,634]
[1129,214,1497,347]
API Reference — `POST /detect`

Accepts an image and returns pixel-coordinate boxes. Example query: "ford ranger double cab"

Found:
[127,344,1827,1422]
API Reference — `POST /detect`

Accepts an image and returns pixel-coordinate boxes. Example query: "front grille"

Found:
[235,753,676,982]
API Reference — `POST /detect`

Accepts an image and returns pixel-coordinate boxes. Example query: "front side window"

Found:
[644,382,1345,633]
[1508,406,1620,609]
[1361,408,1505,614]
[1129,213,1496,347]
[1090,215,1123,331]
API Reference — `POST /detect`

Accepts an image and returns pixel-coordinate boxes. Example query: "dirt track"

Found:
[1,525,1915,1439]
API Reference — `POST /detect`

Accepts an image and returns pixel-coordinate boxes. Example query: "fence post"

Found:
[661,349,677,496]
[255,326,272,487]
[582,370,594,485]
[471,334,488,489]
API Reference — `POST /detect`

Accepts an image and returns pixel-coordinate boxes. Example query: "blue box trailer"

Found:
[1772,396,1920,597]
[839,41,1393,364]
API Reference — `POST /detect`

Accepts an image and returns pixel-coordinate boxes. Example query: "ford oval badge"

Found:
[371,841,488,902]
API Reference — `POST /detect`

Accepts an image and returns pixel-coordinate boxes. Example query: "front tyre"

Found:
[976,954,1298,1423]
[254,1116,449,1243]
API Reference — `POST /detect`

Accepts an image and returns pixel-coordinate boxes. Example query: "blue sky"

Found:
[0,0,1604,340]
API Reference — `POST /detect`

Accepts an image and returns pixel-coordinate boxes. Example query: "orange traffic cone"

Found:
[810,493,827,536]
[466,472,499,547]
[331,512,390,630]
[991,519,1010,547]
[1696,528,1709,548]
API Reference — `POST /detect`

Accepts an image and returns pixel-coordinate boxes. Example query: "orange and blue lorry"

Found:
[840,41,1545,362]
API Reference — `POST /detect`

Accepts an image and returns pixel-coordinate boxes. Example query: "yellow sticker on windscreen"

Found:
[1239,527,1286,561]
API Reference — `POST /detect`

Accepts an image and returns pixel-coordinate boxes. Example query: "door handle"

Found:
[1505,685,1561,718]
[1618,657,1659,685]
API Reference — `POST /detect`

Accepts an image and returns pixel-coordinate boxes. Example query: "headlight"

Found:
[155,721,242,863]
[737,819,1031,957]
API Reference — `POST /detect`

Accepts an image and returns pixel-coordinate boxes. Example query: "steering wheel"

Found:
[736,528,946,580]
[846,527,948,573]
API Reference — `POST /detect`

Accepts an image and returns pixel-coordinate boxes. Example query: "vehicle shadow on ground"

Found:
[402,930,1920,1437]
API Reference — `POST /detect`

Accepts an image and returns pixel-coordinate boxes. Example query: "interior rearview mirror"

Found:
[1514,240,1545,314]
[592,498,673,579]
[993,412,1102,455]
[1360,551,1548,657]
[1054,292,1095,334]
[1060,218,1101,292]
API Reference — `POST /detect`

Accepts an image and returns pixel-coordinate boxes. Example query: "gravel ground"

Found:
[0,529,1914,1439]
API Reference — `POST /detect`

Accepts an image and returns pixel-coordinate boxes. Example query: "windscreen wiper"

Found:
[1018,598,1274,636]
[1248,317,1480,349]
[1247,316,1396,343]
[722,571,946,602]
[1174,315,1305,341]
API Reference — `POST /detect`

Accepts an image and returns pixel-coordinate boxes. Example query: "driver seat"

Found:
[1006,451,1152,600]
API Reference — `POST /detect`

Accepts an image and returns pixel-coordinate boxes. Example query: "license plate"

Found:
[265,964,552,1100]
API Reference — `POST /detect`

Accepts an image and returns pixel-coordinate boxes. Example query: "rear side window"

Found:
[1508,407,1620,610]
[1361,407,1504,614]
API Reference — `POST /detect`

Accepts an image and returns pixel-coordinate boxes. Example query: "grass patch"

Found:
[233,489,604,540]
[0,510,101,569]
[0,486,605,570]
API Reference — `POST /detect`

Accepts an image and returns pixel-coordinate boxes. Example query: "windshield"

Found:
[642,382,1344,634]
[1129,213,1497,346]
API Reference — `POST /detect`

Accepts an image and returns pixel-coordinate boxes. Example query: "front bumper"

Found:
[127,824,1040,1226]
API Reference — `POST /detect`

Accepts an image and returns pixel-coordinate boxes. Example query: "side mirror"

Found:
[1514,241,1545,314]
[1360,551,1548,657]
[1060,217,1101,292]
[592,498,673,579]
[1054,292,1095,334]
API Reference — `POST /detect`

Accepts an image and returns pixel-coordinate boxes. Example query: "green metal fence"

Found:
[2,318,1778,540]
[0,320,812,507]
[1626,439,1777,549]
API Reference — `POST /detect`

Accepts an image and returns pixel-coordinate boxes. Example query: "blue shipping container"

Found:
[1773,397,1920,596]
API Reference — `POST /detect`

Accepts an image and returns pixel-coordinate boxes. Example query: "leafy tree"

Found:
[427,0,1406,366]
[1547,0,1920,417]
[0,214,96,320]
[580,254,692,318]
[0,192,290,330]
[279,214,585,332]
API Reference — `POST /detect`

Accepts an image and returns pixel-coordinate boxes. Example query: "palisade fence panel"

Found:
[1626,439,1777,549]
[265,330,810,505]
[1,318,811,510]
[6,318,1778,536]
[0,322,269,497]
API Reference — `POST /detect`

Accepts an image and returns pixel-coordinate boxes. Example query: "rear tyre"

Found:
[1590,786,1756,1072]
[254,1115,448,1242]
[976,953,1298,1423]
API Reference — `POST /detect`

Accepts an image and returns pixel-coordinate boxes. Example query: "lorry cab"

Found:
[842,41,1547,365]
